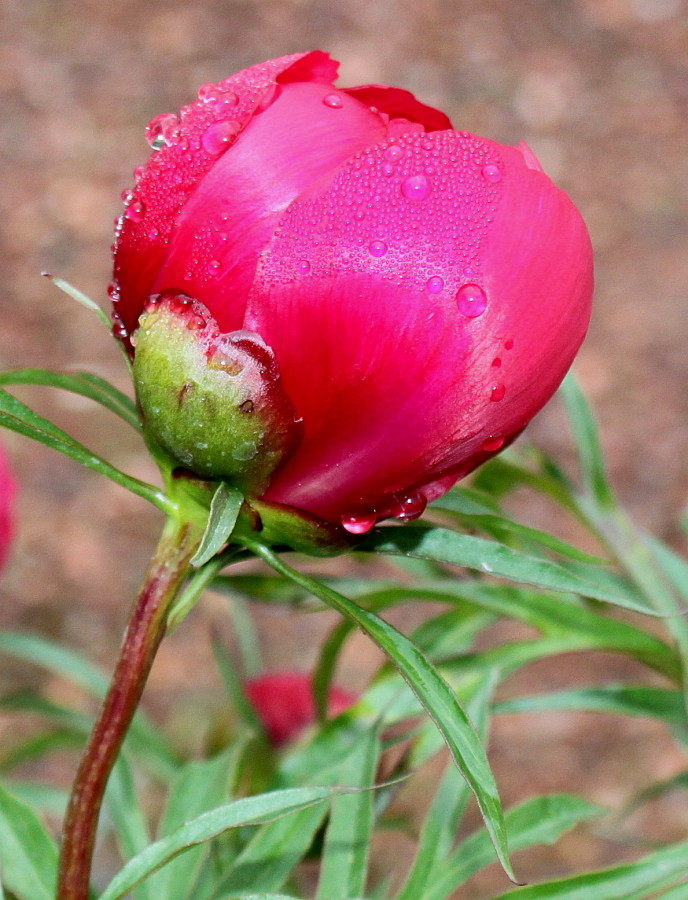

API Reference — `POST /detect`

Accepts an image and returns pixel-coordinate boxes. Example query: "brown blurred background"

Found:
[1,0,688,895]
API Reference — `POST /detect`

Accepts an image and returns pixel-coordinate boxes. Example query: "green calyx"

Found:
[132,293,302,497]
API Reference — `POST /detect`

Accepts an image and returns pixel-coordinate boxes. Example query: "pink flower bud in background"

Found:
[244,671,355,746]
[0,445,15,572]
[113,51,593,534]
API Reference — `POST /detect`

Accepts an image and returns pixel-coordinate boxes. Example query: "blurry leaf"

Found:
[211,635,264,735]
[98,786,346,900]
[495,685,686,724]
[0,368,140,431]
[359,526,653,615]
[105,756,153,900]
[313,619,351,722]
[472,453,579,515]
[423,794,604,900]
[191,484,244,568]
[0,781,58,900]
[0,389,169,511]
[559,372,615,510]
[244,543,518,884]
[0,726,85,772]
[0,782,68,817]
[316,725,380,899]
[491,839,688,899]
[148,742,247,899]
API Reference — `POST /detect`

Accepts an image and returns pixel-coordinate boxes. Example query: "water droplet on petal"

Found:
[144,294,162,312]
[322,92,343,108]
[295,259,311,274]
[482,435,505,452]
[197,82,219,102]
[207,260,221,276]
[381,162,395,177]
[169,293,193,313]
[490,383,506,402]
[481,163,502,183]
[201,120,241,155]
[132,165,146,182]
[368,240,388,257]
[491,357,502,368]
[426,276,444,294]
[255,82,280,112]
[145,113,181,149]
[456,283,487,318]
[384,144,403,162]
[340,512,377,534]
[124,199,145,223]
[504,338,514,350]
[107,282,120,301]
[393,493,427,522]
[401,174,430,200]
[120,188,133,203]
[186,315,206,330]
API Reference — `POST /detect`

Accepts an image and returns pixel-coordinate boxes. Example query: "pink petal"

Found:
[113,52,342,337]
[344,85,453,131]
[246,130,591,523]
[150,81,386,333]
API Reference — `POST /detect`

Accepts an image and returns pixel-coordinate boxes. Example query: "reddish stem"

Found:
[56,519,200,900]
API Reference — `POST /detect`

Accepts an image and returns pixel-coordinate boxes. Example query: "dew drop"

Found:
[144,294,162,312]
[197,82,218,102]
[295,259,311,274]
[106,282,120,300]
[213,94,239,114]
[238,399,254,413]
[491,357,502,368]
[187,315,206,330]
[393,493,427,523]
[504,338,514,350]
[368,240,388,258]
[145,112,181,149]
[322,92,343,108]
[201,120,241,155]
[146,225,159,240]
[207,259,221,276]
[384,144,403,162]
[381,162,395,177]
[481,163,502,183]
[340,511,377,534]
[120,189,133,203]
[132,165,146,182]
[456,283,487,318]
[169,293,193,313]
[482,435,505,452]
[490,383,506,402]
[124,199,145,223]
[426,275,444,294]
[401,173,430,200]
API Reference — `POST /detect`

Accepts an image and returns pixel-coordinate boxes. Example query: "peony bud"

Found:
[113,52,593,534]
[0,445,14,572]
[244,671,356,746]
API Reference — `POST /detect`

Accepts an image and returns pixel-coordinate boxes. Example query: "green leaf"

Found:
[559,372,615,509]
[42,273,113,328]
[423,794,604,900]
[359,526,653,615]
[215,895,307,899]
[0,368,140,431]
[494,685,687,724]
[491,840,688,899]
[397,672,496,900]
[316,725,380,899]
[98,787,346,900]
[0,389,170,512]
[243,542,518,884]
[148,743,246,899]
[0,782,68,817]
[191,483,244,567]
[105,756,153,900]
[211,634,265,735]
[0,781,58,900]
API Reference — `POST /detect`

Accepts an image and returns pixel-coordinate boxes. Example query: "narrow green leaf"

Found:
[42,273,113,328]
[559,372,615,509]
[0,368,140,431]
[105,756,153,900]
[0,782,68,816]
[397,673,496,900]
[149,743,246,899]
[0,781,58,900]
[244,542,518,884]
[313,619,352,721]
[317,726,380,899]
[424,794,604,900]
[0,389,170,511]
[215,895,307,899]
[191,483,244,567]
[211,634,265,735]
[495,685,687,724]
[492,840,688,899]
[359,526,654,615]
[213,804,328,896]
[98,787,343,900]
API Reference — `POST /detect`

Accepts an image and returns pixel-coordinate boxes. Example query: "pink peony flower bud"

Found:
[244,671,356,747]
[113,51,593,534]
[0,445,15,572]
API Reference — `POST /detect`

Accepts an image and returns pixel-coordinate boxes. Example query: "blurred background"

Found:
[1,0,687,895]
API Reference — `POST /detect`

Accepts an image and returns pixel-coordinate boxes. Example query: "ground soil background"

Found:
[1,0,688,896]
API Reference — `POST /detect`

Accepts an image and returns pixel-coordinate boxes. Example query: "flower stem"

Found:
[56,517,201,900]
